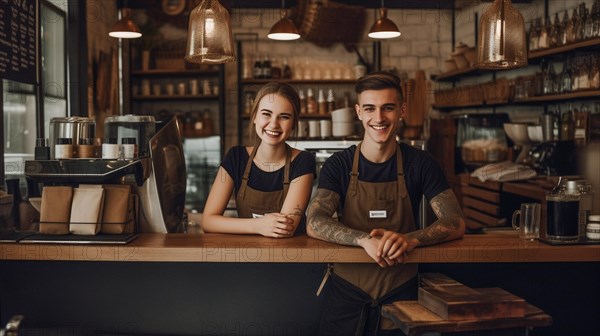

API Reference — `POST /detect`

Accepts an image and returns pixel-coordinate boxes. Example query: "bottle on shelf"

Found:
[538,17,549,49]
[561,10,570,45]
[271,58,281,79]
[560,57,572,93]
[566,8,578,44]
[529,19,539,51]
[298,90,307,115]
[592,0,600,38]
[262,54,272,79]
[550,13,561,48]
[253,54,263,79]
[577,3,586,41]
[354,58,367,79]
[306,88,317,115]
[542,60,555,95]
[282,58,292,79]
[553,105,561,140]
[590,55,600,89]
[317,89,327,115]
[326,89,336,113]
[577,56,590,91]
[560,105,575,141]
[583,6,593,39]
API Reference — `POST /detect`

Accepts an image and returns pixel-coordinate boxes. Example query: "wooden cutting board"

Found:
[418,273,526,320]
[382,301,552,336]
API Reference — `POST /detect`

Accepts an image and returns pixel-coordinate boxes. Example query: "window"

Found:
[3,0,67,177]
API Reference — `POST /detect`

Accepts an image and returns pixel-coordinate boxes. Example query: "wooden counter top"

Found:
[1,231,598,263]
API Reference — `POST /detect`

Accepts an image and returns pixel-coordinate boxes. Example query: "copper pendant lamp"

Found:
[368,0,400,39]
[268,0,300,41]
[185,0,236,64]
[477,0,527,69]
[108,8,142,39]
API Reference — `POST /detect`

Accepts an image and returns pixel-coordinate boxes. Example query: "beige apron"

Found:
[236,144,291,218]
[334,142,418,300]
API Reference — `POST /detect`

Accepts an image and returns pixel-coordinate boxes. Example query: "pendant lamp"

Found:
[268,0,300,41]
[108,8,142,39]
[368,0,400,39]
[185,0,236,64]
[477,0,527,69]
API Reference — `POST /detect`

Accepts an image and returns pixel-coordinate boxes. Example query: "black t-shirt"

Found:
[318,143,450,224]
[221,146,316,196]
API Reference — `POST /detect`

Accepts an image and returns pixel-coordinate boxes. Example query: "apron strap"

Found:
[239,142,260,200]
[282,144,292,198]
[396,144,408,199]
[349,143,361,197]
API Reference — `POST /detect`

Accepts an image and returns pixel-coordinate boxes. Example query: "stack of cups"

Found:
[331,108,355,137]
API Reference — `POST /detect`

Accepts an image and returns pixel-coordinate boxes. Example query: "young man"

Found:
[307,71,465,336]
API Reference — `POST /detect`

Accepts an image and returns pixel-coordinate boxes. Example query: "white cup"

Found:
[297,121,308,138]
[141,80,151,96]
[177,83,186,95]
[320,120,332,138]
[308,120,320,138]
[166,83,175,96]
[190,79,199,95]
[152,84,161,96]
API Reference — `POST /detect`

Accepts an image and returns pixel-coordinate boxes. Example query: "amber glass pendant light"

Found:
[108,8,142,39]
[368,0,401,39]
[268,0,300,41]
[477,0,527,69]
[185,0,236,64]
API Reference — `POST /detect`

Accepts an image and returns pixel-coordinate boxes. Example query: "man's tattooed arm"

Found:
[306,189,370,246]
[406,189,465,247]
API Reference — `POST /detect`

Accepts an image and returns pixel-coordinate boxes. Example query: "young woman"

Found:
[201,83,315,237]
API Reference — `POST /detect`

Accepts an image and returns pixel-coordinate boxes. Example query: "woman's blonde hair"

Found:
[248,82,300,143]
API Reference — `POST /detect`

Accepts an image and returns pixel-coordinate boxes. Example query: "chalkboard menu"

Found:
[0,0,38,85]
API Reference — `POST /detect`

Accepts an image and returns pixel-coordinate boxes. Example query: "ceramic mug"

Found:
[512,203,541,240]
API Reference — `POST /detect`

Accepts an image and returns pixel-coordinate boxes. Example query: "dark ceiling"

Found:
[126,1,532,11]
[226,1,454,9]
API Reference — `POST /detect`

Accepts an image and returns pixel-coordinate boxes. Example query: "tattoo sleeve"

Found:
[307,189,369,246]
[406,189,465,246]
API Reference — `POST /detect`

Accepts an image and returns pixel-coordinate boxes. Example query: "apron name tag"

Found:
[252,213,264,219]
[369,210,387,219]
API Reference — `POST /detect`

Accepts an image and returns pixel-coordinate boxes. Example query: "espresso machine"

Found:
[25,115,186,236]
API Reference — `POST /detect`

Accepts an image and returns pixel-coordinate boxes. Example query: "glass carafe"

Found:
[546,178,581,241]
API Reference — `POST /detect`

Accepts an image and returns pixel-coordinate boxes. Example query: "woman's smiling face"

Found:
[253,93,295,145]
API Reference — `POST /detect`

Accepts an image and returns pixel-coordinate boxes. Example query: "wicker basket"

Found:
[298,0,366,47]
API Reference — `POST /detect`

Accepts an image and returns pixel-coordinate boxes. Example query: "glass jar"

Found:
[546,178,581,241]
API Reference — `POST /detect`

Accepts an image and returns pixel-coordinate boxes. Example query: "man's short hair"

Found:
[355,71,403,102]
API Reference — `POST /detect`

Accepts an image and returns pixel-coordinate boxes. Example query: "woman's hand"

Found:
[255,213,295,238]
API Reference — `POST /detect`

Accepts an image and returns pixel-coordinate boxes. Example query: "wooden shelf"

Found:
[432,66,480,82]
[132,94,219,101]
[433,38,600,82]
[240,79,356,85]
[434,90,600,110]
[513,90,600,103]
[528,38,600,60]
[131,69,220,76]
[242,113,332,120]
